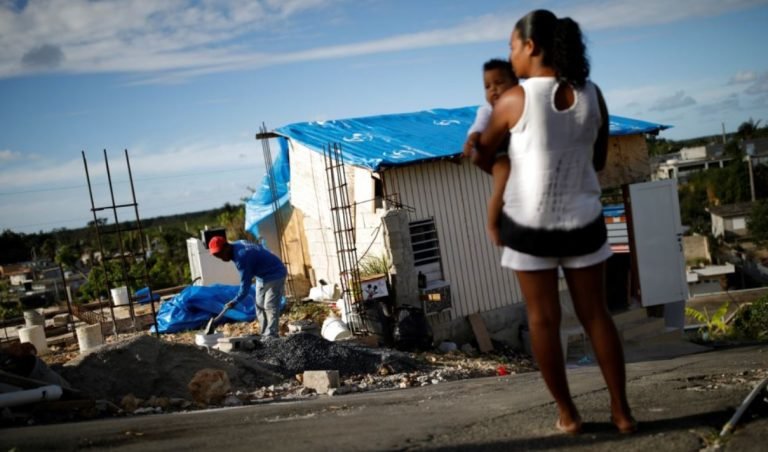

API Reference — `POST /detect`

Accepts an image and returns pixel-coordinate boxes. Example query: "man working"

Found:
[208,236,287,337]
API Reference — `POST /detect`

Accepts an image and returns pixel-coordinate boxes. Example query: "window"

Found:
[409,218,441,267]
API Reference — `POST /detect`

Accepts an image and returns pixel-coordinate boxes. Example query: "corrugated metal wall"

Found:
[382,159,523,318]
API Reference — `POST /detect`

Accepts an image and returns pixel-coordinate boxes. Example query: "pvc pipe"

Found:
[0,385,63,408]
[76,324,103,353]
[18,325,49,355]
[720,375,768,437]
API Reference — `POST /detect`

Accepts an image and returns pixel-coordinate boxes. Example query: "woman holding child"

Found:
[475,10,636,434]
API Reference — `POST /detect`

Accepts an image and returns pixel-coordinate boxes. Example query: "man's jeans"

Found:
[256,278,285,337]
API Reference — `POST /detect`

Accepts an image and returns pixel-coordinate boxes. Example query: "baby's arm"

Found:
[487,156,510,246]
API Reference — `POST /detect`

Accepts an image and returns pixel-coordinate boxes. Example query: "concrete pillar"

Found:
[382,209,419,307]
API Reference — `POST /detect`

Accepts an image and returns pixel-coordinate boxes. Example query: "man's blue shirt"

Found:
[231,241,287,304]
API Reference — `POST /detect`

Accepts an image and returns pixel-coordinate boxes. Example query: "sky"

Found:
[1,0,768,234]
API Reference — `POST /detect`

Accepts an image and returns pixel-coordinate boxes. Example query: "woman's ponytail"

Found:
[552,17,589,87]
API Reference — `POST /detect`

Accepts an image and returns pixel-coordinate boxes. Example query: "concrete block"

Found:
[303,370,340,394]
[216,336,256,353]
[53,313,71,327]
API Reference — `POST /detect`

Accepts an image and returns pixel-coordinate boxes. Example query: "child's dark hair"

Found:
[514,9,589,87]
[483,58,517,82]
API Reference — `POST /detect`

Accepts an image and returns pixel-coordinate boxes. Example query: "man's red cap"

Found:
[208,236,227,254]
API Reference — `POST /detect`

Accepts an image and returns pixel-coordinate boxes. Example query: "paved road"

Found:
[2,345,767,451]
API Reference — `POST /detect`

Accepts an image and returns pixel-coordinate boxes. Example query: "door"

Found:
[628,179,688,306]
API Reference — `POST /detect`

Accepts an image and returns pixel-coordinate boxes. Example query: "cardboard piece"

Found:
[468,313,494,353]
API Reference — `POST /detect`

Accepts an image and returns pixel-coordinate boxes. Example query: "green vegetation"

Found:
[1,203,253,306]
[731,295,768,341]
[748,200,768,244]
[687,296,768,343]
[686,302,732,341]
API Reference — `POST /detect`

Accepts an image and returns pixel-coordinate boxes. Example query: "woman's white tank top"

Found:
[502,77,603,231]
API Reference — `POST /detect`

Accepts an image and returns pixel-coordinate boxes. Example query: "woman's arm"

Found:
[476,86,524,163]
[593,85,609,172]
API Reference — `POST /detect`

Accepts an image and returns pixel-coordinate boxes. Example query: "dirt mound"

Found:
[60,335,282,401]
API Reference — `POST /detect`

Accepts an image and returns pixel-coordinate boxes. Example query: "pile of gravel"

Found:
[247,333,390,377]
[60,335,282,401]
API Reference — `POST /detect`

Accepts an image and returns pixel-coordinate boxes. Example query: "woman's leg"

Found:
[563,263,635,432]
[517,269,581,432]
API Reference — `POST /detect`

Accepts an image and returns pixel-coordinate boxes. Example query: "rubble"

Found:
[4,325,537,425]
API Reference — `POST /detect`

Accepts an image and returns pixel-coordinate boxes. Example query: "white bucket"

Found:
[23,309,45,328]
[195,332,223,347]
[18,325,49,355]
[76,324,103,353]
[110,286,130,306]
[321,317,352,341]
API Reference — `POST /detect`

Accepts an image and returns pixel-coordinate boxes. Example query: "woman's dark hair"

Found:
[514,9,589,87]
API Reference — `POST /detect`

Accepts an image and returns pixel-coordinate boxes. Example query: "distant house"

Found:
[246,106,679,341]
[651,144,731,182]
[0,264,33,286]
[709,202,753,239]
[743,137,768,165]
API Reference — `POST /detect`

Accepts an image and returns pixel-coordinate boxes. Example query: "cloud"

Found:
[650,90,697,111]
[729,70,759,84]
[0,149,22,162]
[0,0,763,82]
[21,43,64,69]
[745,72,768,95]
[697,93,741,116]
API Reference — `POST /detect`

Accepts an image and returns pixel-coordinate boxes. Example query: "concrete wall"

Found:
[598,135,651,189]
[288,140,388,292]
[683,235,710,264]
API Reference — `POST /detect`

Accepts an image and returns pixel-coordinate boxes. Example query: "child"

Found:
[463,59,518,246]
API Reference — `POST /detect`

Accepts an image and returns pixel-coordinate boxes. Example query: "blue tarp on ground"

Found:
[275,106,672,172]
[152,284,256,334]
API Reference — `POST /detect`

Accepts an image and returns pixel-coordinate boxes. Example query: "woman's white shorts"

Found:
[500,241,612,272]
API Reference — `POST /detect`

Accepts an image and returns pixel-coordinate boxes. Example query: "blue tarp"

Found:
[275,106,672,172]
[244,137,291,238]
[152,284,256,334]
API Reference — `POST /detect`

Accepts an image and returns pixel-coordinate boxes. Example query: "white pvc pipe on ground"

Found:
[0,385,63,408]
[18,325,49,355]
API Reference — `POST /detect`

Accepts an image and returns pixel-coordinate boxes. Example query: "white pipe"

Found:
[0,385,63,408]
[720,376,768,437]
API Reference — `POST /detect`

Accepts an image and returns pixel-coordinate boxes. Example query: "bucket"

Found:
[76,324,103,353]
[321,317,352,341]
[23,309,45,328]
[110,286,130,306]
[195,332,223,347]
[18,325,49,355]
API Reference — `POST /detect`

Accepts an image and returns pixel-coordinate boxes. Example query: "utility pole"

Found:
[722,122,727,144]
[747,155,756,202]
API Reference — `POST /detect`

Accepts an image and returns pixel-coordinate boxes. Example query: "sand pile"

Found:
[60,335,282,401]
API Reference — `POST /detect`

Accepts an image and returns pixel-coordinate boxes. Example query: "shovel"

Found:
[203,303,233,335]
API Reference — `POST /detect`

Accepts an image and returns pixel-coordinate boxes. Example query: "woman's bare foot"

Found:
[555,415,583,435]
[611,415,638,434]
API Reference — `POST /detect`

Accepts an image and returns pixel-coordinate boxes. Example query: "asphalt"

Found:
[1,342,767,452]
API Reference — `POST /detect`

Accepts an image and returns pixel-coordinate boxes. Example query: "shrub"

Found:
[731,295,768,341]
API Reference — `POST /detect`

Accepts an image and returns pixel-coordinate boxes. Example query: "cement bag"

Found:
[393,305,433,351]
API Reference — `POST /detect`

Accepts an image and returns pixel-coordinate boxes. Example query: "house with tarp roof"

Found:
[246,106,684,344]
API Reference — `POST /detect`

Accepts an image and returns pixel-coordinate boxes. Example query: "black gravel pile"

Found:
[248,333,384,377]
